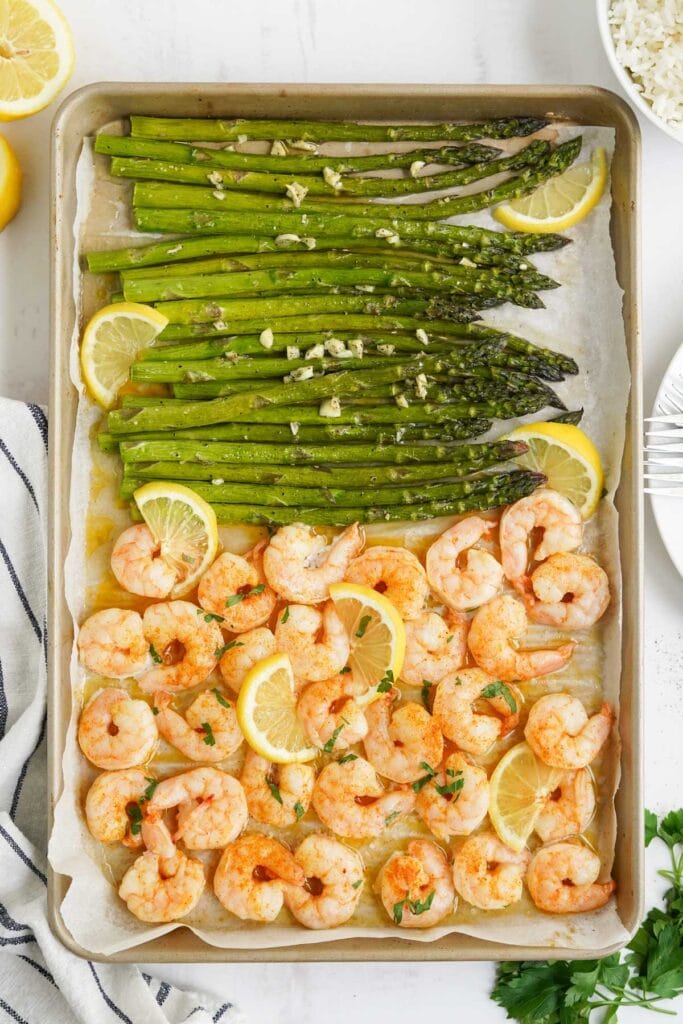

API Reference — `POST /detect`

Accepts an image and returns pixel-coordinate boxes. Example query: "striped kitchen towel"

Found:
[0,398,243,1024]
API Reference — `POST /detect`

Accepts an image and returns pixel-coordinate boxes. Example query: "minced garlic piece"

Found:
[459,257,476,268]
[325,338,347,357]
[319,397,341,418]
[286,346,301,360]
[285,182,309,208]
[289,422,300,437]
[271,140,288,156]
[212,189,226,200]
[259,328,274,349]
[287,139,318,152]
[288,366,314,382]
[323,166,343,191]
[348,338,364,359]
[207,170,224,187]
[416,328,429,345]
[377,343,395,355]
[211,478,225,486]
[305,343,325,359]
[214,320,228,331]
[275,233,301,246]
[409,160,426,178]
[415,373,428,399]
[395,393,409,408]
[302,236,316,250]
[375,227,394,238]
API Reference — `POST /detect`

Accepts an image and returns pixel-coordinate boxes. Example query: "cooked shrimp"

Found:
[432,668,521,756]
[312,756,416,839]
[535,769,596,843]
[452,832,530,911]
[524,694,613,770]
[345,545,429,621]
[376,839,455,928]
[520,553,610,630]
[362,696,443,784]
[153,688,242,762]
[263,522,364,604]
[275,602,349,683]
[219,626,277,694]
[119,849,205,923]
[416,753,489,841]
[426,517,504,611]
[198,541,277,633]
[296,674,369,751]
[401,610,468,687]
[145,766,248,849]
[110,524,177,599]
[468,594,575,681]
[78,687,157,770]
[285,834,364,929]
[77,608,150,679]
[526,842,616,914]
[138,600,222,693]
[240,749,315,827]
[214,833,304,922]
[85,769,154,848]
[499,488,583,583]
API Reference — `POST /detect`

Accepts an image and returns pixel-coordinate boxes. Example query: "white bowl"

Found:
[596,0,683,145]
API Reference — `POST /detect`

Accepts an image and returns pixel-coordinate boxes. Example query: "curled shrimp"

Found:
[426,517,504,611]
[145,766,248,849]
[263,522,364,604]
[78,687,157,770]
[153,687,243,762]
[526,842,616,914]
[77,608,150,679]
[345,545,429,621]
[520,553,610,630]
[468,594,575,681]
[275,602,349,683]
[375,839,455,928]
[401,610,468,687]
[312,756,415,840]
[219,626,277,694]
[213,833,304,922]
[296,674,370,751]
[85,769,154,848]
[524,694,613,770]
[240,749,315,827]
[499,488,583,583]
[110,524,177,599]
[362,695,444,784]
[138,600,222,694]
[416,752,489,841]
[119,849,205,923]
[432,668,521,756]
[452,832,530,911]
[535,769,596,843]
[285,834,365,929]
[198,541,277,633]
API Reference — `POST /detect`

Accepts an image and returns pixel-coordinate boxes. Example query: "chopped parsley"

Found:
[376,669,394,693]
[198,609,225,623]
[435,770,464,799]
[149,643,162,665]
[225,583,265,608]
[202,721,216,746]
[384,810,401,827]
[323,722,345,754]
[340,665,352,674]
[266,776,283,804]
[126,802,143,837]
[281,606,290,623]
[211,687,231,708]
[355,614,372,638]
[294,800,305,820]
[411,762,437,793]
[142,777,158,802]
[215,640,244,659]
[480,680,518,713]
[421,679,433,708]
[338,752,358,764]
[351,879,363,890]
[393,890,435,924]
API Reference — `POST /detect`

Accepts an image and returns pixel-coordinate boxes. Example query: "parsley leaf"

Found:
[421,679,433,709]
[198,609,225,623]
[149,643,162,664]
[435,771,464,799]
[480,680,517,713]
[340,665,352,674]
[281,606,290,623]
[411,762,436,793]
[294,800,305,820]
[377,669,394,693]
[266,776,283,804]
[352,879,363,890]
[225,584,265,607]
[355,614,372,638]
[142,777,158,802]
[211,687,231,708]
[202,722,216,746]
[323,723,344,754]
[393,890,435,925]
[126,801,143,836]
[215,640,244,659]
[384,810,400,827]
[338,753,358,764]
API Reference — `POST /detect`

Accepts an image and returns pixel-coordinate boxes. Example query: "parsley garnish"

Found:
[281,606,290,623]
[197,609,225,623]
[421,679,433,708]
[377,669,394,693]
[480,680,518,713]
[294,800,305,820]
[411,762,437,793]
[323,722,345,753]
[142,777,158,802]
[435,770,464,798]
[384,810,401,827]
[181,553,195,565]
[211,687,231,708]
[152,706,159,716]
[393,890,435,924]
[266,776,283,804]
[352,879,363,890]
[201,721,216,746]
[355,614,371,638]
[149,643,162,664]
[225,583,265,608]
[126,802,143,836]
[340,665,352,674]
[338,752,358,764]
[215,640,244,659]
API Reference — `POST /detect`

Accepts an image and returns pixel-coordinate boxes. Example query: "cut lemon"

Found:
[494,147,607,233]
[507,422,604,519]
[80,302,169,410]
[237,653,317,764]
[329,581,405,692]
[133,481,218,598]
[0,133,21,229]
[489,742,564,852]
[0,0,74,121]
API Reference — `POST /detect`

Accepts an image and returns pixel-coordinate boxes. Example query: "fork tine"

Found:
[645,430,683,439]
[644,472,683,482]
[645,447,683,456]
[644,487,683,497]
[644,414,683,424]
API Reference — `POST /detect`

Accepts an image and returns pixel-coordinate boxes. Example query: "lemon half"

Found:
[489,742,564,852]
[0,0,74,121]
[329,581,405,692]
[80,302,168,410]
[237,653,317,764]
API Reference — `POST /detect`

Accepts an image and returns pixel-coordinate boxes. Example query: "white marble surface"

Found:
[1,0,682,1019]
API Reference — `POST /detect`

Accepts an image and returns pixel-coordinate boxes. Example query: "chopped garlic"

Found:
[395,428,405,443]
[211,478,225,486]
[287,139,318,153]
[375,227,394,238]
[409,160,426,178]
[286,345,301,360]
[166,244,182,255]
[416,328,429,345]
[288,366,314,382]
[259,328,274,349]
[415,373,428,400]
[270,140,288,156]
[223,350,239,363]
[289,422,300,437]
[323,166,343,191]
[386,233,401,245]
[355,284,375,293]
[285,182,309,208]
[207,170,224,187]
[214,320,228,331]
[348,338,364,359]
[184,370,214,383]
[237,134,248,144]
[302,236,316,250]
[305,343,325,360]
[395,393,409,408]
[301,214,309,226]
[275,233,301,246]
[519,263,528,271]
[459,257,476,268]
[377,343,395,356]
[212,189,226,200]
[319,397,342,418]
[325,338,347,357]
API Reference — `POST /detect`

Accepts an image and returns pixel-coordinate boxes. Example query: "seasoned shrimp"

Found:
[78,688,157,770]
[362,696,443,784]
[85,769,154,848]
[285,834,364,929]
[401,610,468,687]
[499,488,583,583]
[240,749,315,827]
[263,522,364,604]
[525,694,613,770]
[468,594,575,681]
[526,842,616,914]
[145,766,248,849]
[153,688,242,762]
[138,600,222,693]
[432,668,521,756]
[119,849,205,923]
[520,553,610,630]
[416,753,489,841]
[426,517,504,611]
[312,756,415,839]
[214,833,304,922]
[375,839,455,928]
[198,541,277,633]
[219,626,277,694]
[296,674,369,751]
[275,602,349,683]
[110,524,177,599]
[345,545,429,621]
[77,608,150,679]
[535,769,596,843]
[452,832,530,910]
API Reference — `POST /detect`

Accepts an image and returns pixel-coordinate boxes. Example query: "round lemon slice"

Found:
[489,741,564,852]
[237,653,318,764]
[133,481,218,598]
[507,422,604,519]
[80,302,169,410]
[0,134,22,230]
[494,147,607,233]
[329,581,405,692]
[0,0,74,121]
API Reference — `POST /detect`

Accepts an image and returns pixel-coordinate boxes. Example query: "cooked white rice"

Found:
[608,0,683,135]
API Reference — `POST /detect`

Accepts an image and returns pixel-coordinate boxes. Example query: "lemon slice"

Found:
[507,422,604,519]
[494,147,607,233]
[0,0,74,121]
[80,302,169,410]
[133,481,218,598]
[0,134,21,229]
[329,581,405,692]
[489,742,564,852]
[237,653,317,764]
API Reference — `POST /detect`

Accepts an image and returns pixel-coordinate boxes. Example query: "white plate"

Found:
[650,342,683,578]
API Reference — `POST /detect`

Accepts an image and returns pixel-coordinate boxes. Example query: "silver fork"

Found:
[644,377,683,496]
